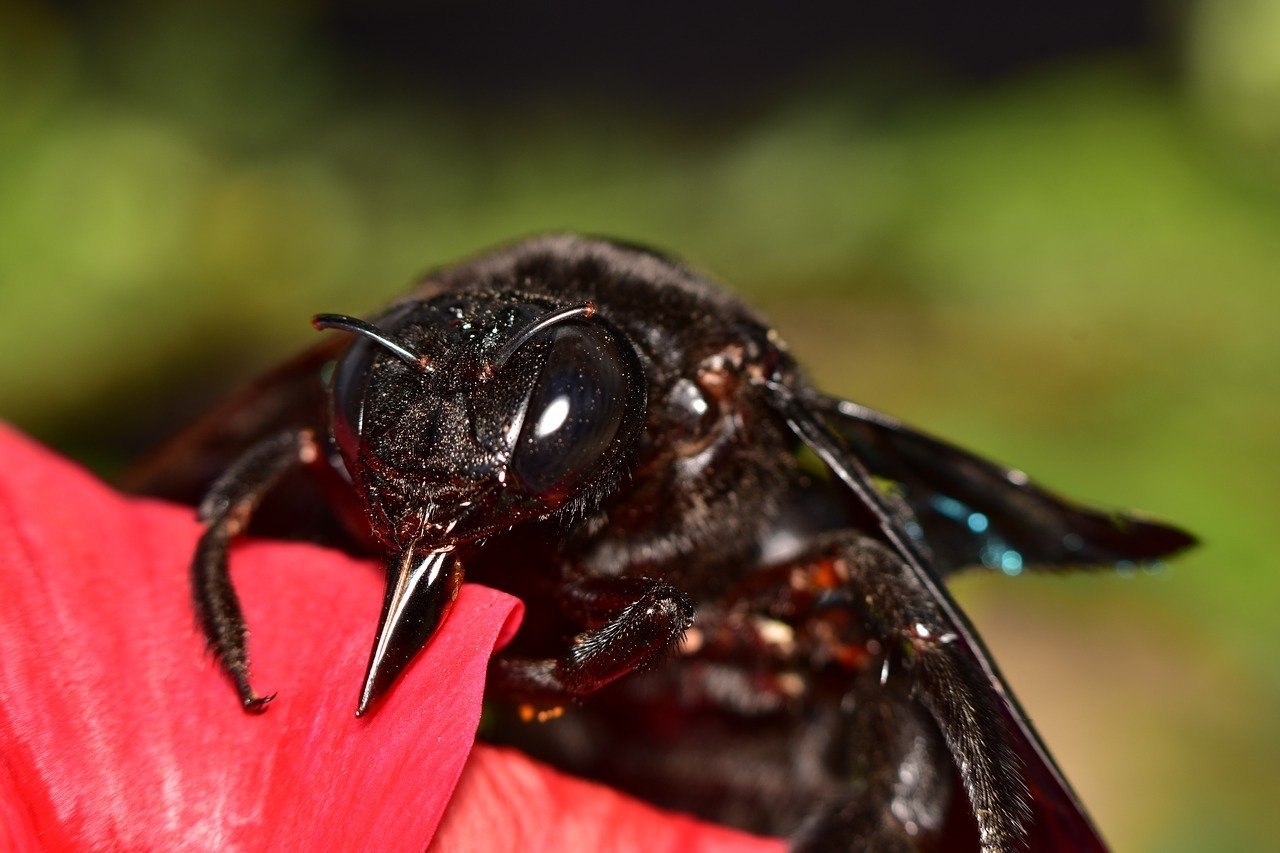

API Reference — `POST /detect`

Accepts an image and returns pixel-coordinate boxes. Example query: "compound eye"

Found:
[510,322,637,496]
[330,305,415,465]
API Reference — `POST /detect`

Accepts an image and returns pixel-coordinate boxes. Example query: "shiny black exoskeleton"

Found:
[127,236,1194,852]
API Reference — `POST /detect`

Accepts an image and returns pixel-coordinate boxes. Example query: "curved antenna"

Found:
[312,313,433,374]
[486,301,596,377]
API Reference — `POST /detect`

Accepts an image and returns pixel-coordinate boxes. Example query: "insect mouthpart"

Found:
[357,542,463,717]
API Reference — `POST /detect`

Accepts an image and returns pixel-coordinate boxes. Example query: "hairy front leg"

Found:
[192,428,320,711]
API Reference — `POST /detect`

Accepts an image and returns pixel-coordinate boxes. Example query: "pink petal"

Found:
[0,425,522,851]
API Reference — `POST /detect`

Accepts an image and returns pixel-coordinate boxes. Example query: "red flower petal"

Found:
[0,424,521,851]
[437,745,785,852]
[0,426,784,851]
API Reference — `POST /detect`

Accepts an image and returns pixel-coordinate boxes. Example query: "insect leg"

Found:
[819,533,1031,853]
[192,428,320,712]
[488,577,694,705]
[791,683,954,853]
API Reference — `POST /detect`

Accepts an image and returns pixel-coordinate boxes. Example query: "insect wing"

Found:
[816,396,1195,577]
[769,382,1107,851]
[118,336,348,503]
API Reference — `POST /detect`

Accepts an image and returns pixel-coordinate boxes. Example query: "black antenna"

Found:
[312,313,433,374]
[486,302,596,377]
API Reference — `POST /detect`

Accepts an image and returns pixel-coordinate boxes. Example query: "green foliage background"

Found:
[2,2,1277,849]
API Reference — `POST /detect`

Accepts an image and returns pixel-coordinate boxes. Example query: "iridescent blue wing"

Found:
[815,395,1195,577]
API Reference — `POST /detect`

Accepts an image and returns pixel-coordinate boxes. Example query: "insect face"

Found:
[327,292,645,548]
[319,290,648,712]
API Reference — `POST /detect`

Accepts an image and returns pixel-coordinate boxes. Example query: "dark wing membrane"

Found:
[816,396,1196,577]
[1014,727,1112,852]
[118,336,346,504]
[934,684,1114,852]
[768,381,1107,851]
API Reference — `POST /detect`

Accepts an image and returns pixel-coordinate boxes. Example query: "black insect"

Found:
[126,235,1193,852]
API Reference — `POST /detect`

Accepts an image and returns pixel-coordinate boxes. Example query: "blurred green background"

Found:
[2,1,1277,848]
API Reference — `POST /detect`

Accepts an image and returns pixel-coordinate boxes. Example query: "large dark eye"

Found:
[510,322,639,496]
